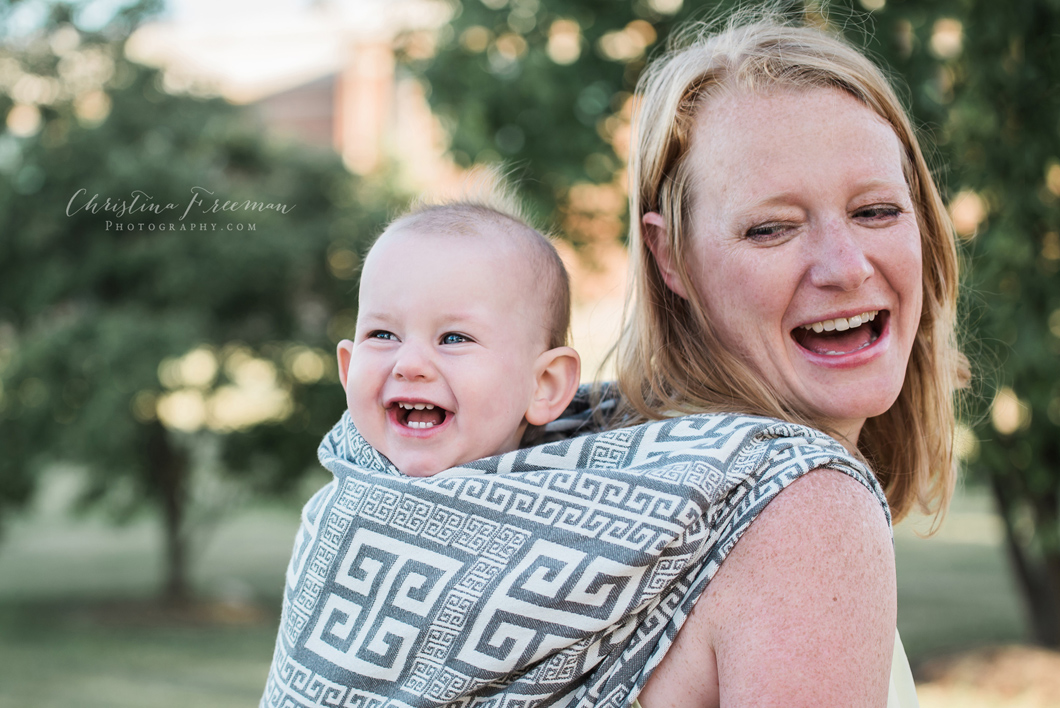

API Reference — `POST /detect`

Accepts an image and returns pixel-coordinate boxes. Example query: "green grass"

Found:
[0,469,304,708]
[0,602,280,708]
[0,474,1030,705]
[894,487,1028,663]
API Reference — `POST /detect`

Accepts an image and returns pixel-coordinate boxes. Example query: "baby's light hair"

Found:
[382,167,571,350]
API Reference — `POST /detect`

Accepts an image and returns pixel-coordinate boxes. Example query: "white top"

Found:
[889,628,920,707]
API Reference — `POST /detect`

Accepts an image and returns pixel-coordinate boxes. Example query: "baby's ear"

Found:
[525,346,581,427]
[336,340,354,391]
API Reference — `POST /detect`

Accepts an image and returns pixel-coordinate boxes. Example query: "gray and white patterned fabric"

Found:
[261,409,889,708]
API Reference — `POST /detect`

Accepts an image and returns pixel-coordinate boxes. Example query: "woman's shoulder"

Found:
[685,466,897,705]
[645,413,892,560]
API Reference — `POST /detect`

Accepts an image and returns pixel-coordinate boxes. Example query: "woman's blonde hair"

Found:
[615,14,968,522]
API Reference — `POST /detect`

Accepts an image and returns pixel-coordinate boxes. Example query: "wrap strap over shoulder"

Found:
[261,410,889,708]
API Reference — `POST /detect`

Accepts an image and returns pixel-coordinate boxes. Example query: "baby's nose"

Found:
[392,343,436,381]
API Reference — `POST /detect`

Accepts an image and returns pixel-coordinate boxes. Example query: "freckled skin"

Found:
[637,472,895,708]
[637,88,909,706]
[652,88,922,447]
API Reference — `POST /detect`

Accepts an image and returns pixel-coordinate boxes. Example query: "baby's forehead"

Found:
[362,220,551,327]
[372,215,538,268]
[370,219,539,286]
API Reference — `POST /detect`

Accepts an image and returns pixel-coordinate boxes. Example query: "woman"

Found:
[262,14,964,708]
[617,15,966,708]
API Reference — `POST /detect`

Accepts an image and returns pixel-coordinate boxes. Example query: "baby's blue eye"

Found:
[369,330,397,341]
[441,332,470,345]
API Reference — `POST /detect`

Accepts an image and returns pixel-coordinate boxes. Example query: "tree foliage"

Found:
[0,1,393,600]
[928,0,1060,646]
[415,0,1060,644]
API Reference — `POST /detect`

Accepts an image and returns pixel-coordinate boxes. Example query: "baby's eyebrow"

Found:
[355,310,491,330]
[356,311,395,324]
[438,312,485,325]
[353,312,402,333]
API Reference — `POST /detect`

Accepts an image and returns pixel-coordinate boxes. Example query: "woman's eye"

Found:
[745,222,793,242]
[368,330,397,341]
[855,205,903,221]
[441,332,470,345]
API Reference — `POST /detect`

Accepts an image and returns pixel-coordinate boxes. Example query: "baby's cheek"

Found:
[466,383,516,425]
[346,387,381,442]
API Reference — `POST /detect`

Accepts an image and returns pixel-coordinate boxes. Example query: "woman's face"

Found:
[649,87,923,446]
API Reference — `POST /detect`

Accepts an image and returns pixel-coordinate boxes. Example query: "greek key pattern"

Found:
[262,410,889,708]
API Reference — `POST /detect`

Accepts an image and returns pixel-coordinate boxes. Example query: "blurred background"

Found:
[0,0,1058,705]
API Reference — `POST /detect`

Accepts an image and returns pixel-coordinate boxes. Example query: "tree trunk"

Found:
[1045,552,1060,648]
[1034,488,1060,648]
[148,422,191,606]
[989,473,1060,647]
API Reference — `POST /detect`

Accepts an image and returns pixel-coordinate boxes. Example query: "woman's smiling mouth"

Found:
[792,310,886,356]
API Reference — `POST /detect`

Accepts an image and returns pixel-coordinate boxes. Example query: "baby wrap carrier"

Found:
[261,405,887,708]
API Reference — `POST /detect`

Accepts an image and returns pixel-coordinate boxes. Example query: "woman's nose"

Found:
[807,219,874,291]
[392,342,436,381]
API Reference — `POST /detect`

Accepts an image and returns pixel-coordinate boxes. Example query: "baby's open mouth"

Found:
[792,310,886,356]
[392,401,450,429]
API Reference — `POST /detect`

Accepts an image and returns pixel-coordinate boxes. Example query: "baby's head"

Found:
[337,184,580,477]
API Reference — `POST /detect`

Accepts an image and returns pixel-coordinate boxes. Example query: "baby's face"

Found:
[339,226,549,476]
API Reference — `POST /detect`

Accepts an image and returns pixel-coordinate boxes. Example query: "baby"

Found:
[335,185,581,476]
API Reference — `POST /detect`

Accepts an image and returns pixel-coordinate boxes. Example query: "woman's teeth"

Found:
[800,310,878,334]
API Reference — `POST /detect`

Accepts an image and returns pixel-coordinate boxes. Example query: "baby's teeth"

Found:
[407,421,436,429]
[398,402,437,410]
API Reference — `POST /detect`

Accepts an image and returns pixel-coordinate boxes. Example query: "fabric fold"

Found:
[262,410,888,708]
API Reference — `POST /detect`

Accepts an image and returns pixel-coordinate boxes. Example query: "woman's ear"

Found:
[525,346,581,427]
[336,340,354,391]
[642,211,689,300]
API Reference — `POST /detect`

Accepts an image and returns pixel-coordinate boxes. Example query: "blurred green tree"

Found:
[923,1,1060,647]
[0,1,391,602]
[414,0,1060,645]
